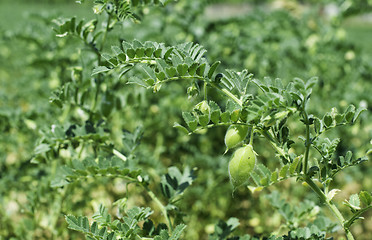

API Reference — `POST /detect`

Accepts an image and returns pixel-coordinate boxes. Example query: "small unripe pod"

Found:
[224,125,248,150]
[228,144,256,187]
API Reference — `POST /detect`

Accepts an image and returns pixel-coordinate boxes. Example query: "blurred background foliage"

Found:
[0,0,371,239]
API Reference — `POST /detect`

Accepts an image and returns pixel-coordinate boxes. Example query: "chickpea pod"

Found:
[228,144,256,188]
[224,125,249,150]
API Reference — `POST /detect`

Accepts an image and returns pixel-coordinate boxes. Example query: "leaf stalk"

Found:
[143,186,173,232]
[302,106,311,174]
[304,177,354,240]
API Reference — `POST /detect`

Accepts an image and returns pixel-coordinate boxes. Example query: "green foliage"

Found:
[51,157,142,187]
[1,0,371,240]
[209,217,240,240]
[65,205,186,239]
[160,166,195,202]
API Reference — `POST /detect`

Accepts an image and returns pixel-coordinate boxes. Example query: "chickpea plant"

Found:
[31,0,372,239]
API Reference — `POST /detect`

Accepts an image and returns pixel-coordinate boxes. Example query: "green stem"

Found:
[59,104,71,123]
[260,129,289,162]
[88,41,102,64]
[91,82,100,112]
[136,235,154,240]
[77,142,85,159]
[190,122,251,134]
[124,58,157,64]
[303,120,310,174]
[90,14,112,112]
[344,205,372,229]
[204,81,208,100]
[304,177,354,240]
[303,109,311,174]
[249,127,254,145]
[161,76,204,84]
[218,87,242,107]
[208,82,242,106]
[160,78,243,107]
[143,186,173,232]
[100,13,111,52]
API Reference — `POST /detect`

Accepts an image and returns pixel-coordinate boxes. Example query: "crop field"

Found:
[1,0,371,240]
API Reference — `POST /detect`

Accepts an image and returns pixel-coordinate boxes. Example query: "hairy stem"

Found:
[160,77,243,107]
[260,129,289,162]
[190,122,251,134]
[302,107,311,174]
[143,186,173,232]
[100,13,111,52]
[78,142,85,159]
[304,177,354,240]
[90,14,113,112]
[136,235,154,240]
[91,81,100,112]
[204,81,208,100]
[249,127,254,145]
[209,82,242,107]
[344,205,372,229]
[220,88,242,106]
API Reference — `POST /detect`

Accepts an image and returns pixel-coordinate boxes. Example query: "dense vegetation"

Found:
[1,0,371,239]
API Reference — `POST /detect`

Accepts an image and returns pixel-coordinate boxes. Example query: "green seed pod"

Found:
[229,144,256,187]
[224,125,248,150]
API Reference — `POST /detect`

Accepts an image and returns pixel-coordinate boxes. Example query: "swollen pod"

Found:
[228,144,256,188]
